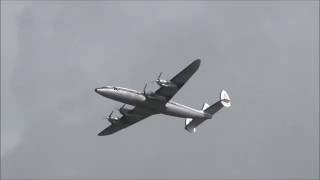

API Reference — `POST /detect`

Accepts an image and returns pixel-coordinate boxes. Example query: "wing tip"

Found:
[188,59,201,71]
[98,130,112,136]
[193,58,201,66]
[98,132,106,136]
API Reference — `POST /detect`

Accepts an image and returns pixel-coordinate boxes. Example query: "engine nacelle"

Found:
[119,107,132,116]
[155,72,177,88]
[108,116,119,124]
[156,79,177,88]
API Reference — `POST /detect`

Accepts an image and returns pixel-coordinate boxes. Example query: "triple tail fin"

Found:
[185,90,231,133]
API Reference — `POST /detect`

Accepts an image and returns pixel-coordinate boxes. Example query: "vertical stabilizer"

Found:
[220,90,231,107]
[185,118,197,133]
[185,118,192,126]
[202,102,210,111]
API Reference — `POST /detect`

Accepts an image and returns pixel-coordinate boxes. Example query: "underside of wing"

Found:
[98,107,153,136]
[155,59,201,101]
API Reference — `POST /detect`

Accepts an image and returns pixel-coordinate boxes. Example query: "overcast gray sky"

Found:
[1,1,319,179]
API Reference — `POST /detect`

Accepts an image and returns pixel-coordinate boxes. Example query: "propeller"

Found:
[104,110,114,120]
[150,72,163,84]
[154,71,177,88]
[143,83,147,95]
[108,111,114,118]
[157,72,162,82]
[105,110,120,123]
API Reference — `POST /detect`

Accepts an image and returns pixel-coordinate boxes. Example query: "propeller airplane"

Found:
[95,59,231,136]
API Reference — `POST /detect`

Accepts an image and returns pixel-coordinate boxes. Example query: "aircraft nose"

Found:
[95,87,113,97]
[95,88,101,93]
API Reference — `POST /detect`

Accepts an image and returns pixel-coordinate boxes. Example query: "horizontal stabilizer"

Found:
[204,90,231,115]
[202,102,210,111]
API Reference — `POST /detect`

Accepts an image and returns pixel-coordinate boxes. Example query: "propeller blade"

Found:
[143,83,147,94]
[157,72,162,80]
[108,111,114,118]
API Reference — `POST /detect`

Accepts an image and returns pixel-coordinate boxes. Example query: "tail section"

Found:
[185,90,231,133]
[185,118,196,133]
[220,90,231,107]
[204,90,231,114]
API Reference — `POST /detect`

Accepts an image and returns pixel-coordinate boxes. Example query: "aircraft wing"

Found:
[98,106,153,136]
[155,59,201,101]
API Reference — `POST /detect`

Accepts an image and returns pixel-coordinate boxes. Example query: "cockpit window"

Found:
[113,87,118,90]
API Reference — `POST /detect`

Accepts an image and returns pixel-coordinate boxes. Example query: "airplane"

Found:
[95,59,231,136]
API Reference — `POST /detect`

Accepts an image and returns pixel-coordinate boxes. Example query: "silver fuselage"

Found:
[95,86,212,119]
